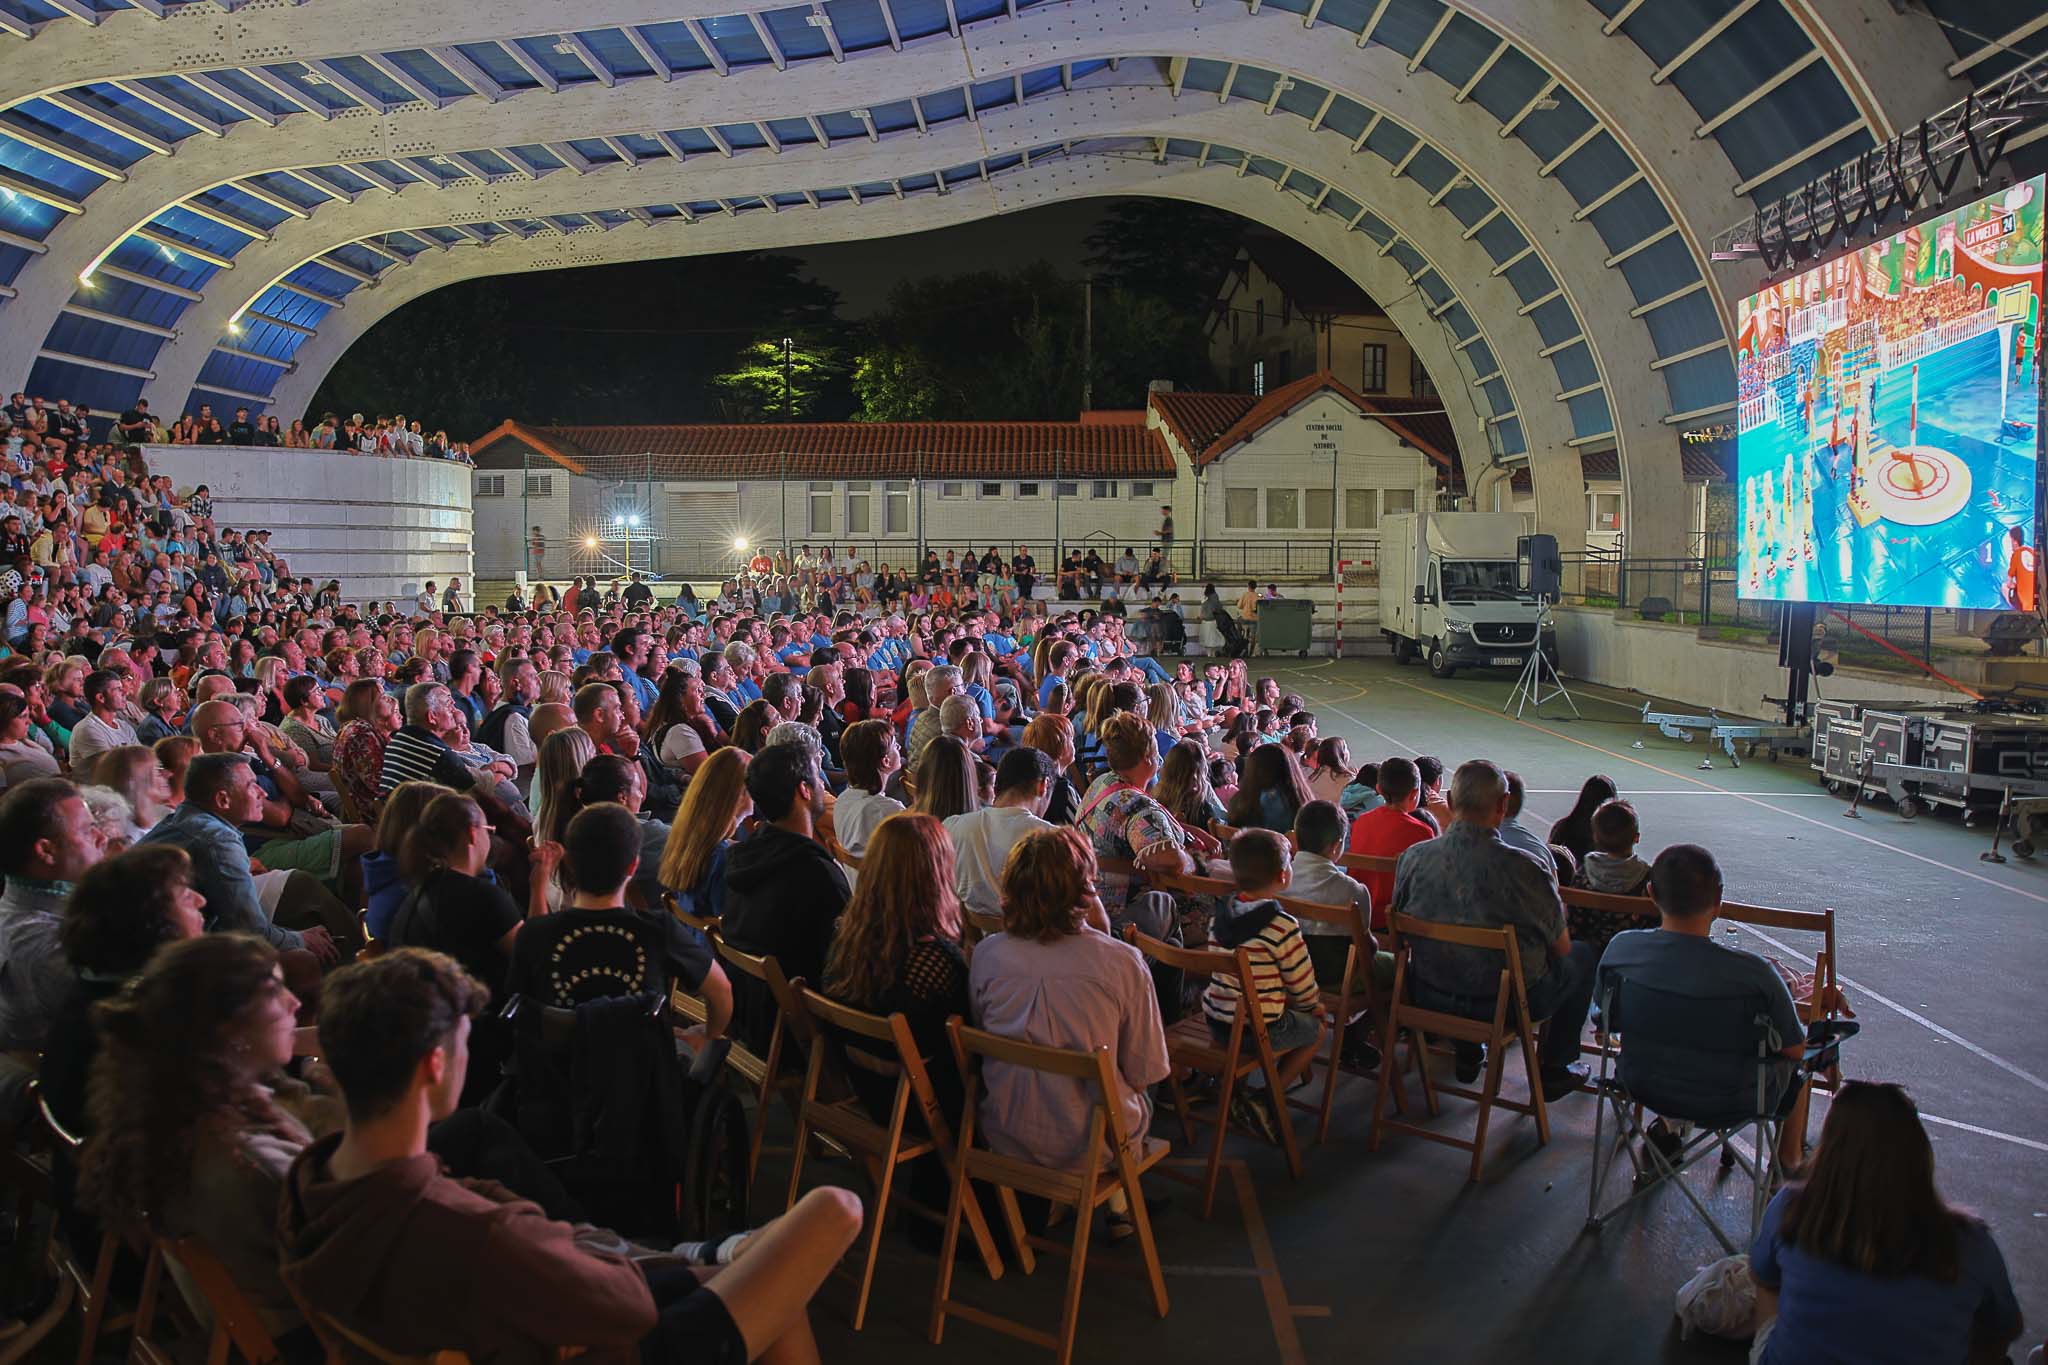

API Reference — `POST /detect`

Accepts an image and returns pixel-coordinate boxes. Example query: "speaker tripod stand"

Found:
[1503,643,1578,719]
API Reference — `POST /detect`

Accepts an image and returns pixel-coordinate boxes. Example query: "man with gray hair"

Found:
[764,720,824,778]
[910,664,963,766]
[1387,758,1597,1100]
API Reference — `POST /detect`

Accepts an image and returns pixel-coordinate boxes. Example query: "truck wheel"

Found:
[1896,797,1920,821]
[2012,839,2036,860]
[1427,641,1457,678]
[1393,635,1417,665]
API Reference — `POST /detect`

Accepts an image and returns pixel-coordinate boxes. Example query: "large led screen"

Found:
[1735,176,2043,610]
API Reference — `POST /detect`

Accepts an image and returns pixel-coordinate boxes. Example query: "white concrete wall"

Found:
[1552,606,1959,717]
[1196,392,1435,555]
[146,444,472,604]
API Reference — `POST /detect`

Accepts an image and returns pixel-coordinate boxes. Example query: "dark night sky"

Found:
[783,199,1106,314]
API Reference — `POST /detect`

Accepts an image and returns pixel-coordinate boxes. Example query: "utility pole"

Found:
[1081,278,1093,412]
[781,335,794,419]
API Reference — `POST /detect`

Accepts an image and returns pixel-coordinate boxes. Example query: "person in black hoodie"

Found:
[719,742,849,1050]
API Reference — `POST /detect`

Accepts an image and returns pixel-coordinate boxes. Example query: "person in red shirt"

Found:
[2007,527,2037,613]
[1345,756,1436,930]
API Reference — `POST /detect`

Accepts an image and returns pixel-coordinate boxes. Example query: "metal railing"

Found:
[1556,533,2014,669]
[484,532,1388,585]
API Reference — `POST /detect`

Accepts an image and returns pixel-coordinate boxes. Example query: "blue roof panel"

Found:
[27,357,144,415]
[44,312,162,370]
[759,8,835,61]
[0,138,106,203]
[820,0,892,51]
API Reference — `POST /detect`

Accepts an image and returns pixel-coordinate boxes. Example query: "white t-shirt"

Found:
[657,721,706,768]
[944,804,1052,919]
[68,710,139,774]
[833,784,904,858]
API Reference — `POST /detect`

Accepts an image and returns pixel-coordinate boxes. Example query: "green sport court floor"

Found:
[797,655,2045,1365]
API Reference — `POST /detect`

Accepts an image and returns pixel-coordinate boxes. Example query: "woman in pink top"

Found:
[968,827,1168,1242]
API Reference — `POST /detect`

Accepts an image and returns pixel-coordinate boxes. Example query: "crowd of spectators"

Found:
[0,406,2029,1364]
[0,391,477,462]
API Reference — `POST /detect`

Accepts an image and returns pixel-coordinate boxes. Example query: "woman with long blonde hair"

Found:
[531,727,595,842]
[657,747,751,919]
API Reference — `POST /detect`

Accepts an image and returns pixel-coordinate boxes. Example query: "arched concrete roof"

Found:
[0,0,1998,555]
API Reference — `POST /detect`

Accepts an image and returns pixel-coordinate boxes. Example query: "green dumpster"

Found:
[1256,598,1315,657]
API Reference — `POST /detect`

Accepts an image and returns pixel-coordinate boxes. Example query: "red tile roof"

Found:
[1153,372,1457,470]
[473,419,1175,480]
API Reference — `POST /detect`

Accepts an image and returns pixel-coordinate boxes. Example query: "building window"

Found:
[980,482,1003,498]
[1305,487,1334,529]
[523,474,552,498]
[885,481,910,533]
[939,481,964,498]
[1362,344,1388,393]
[1091,480,1116,499]
[1265,487,1300,529]
[1252,359,1266,396]
[846,481,871,534]
[1017,481,1040,497]
[475,474,504,497]
[1409,351,1437,398]
[1383,487,1417,517]
[1256,299,1265,335]
[808,481,833,533]
[1130,481,1154,498]
[1590,492,1622,532]
[1224,487,1258,528]
[1345,488,1378,529]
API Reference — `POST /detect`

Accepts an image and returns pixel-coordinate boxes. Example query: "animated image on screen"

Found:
[1735,176,2043,611]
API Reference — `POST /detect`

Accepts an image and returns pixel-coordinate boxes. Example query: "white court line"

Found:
[1731,921,2048,1099]
[1281,669,2048,1104]
[1918,1112,2048,1154]
[1528,789,1836,797]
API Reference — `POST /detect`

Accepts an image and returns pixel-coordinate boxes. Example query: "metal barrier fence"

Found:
[1558,534,2000,669]
[488,532,1387,586]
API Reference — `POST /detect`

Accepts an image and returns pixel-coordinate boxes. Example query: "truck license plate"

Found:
[1492,655,1523,666]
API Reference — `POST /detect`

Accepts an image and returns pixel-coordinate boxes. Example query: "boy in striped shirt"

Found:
[1205,830,1327,1136]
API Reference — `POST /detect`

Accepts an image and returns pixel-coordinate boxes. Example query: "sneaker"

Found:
[1540,1063,1591,1102]
[1642,1118,1684,1170]
[1104,1194,1171,1244]
[1229,1090,1280,1144]
[1454,1044,1485,1084]
[670,1232,750,1266]
[1340,1035,1382,1073]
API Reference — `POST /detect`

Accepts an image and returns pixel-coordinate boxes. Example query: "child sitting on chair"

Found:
[1205,830,1327,1142]
[1572,798,1652,953]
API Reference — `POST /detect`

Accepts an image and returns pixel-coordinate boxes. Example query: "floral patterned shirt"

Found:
[1076,773,1185,913]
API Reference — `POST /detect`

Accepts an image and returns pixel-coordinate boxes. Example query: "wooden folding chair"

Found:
[1369,914,1549,1182]
[304,1310,473,1365]
[660,891,719,1029]
[713,938,816,1194]
[1275,893,1390,1141]
[130,1235,276,1365]
[930,1021,1170,1365]
[1125,931,1308,1216]
[788,990,1003,1328]
[33,1084,137,1365]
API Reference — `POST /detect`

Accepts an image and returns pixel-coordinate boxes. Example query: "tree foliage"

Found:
[710,336,846,420]
[311,252,845,437]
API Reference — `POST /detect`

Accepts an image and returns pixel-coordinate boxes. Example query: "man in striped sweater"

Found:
[1205,829,1327,1140]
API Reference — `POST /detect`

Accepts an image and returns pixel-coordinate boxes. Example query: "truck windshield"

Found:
[1441,560,1522,600]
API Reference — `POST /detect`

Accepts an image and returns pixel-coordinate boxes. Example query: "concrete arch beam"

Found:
[7,1,1735,381]
[20,40,1697,548]
[266,153,1589,552]
[1768,1,1965,143]
[158,90,1620,550]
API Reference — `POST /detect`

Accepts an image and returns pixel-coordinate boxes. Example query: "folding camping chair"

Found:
[1583,971,1832,1255]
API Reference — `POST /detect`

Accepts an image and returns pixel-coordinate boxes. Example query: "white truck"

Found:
[1378,511,1548,678]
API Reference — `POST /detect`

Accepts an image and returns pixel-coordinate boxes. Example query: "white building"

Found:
[468,372,1456,584]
